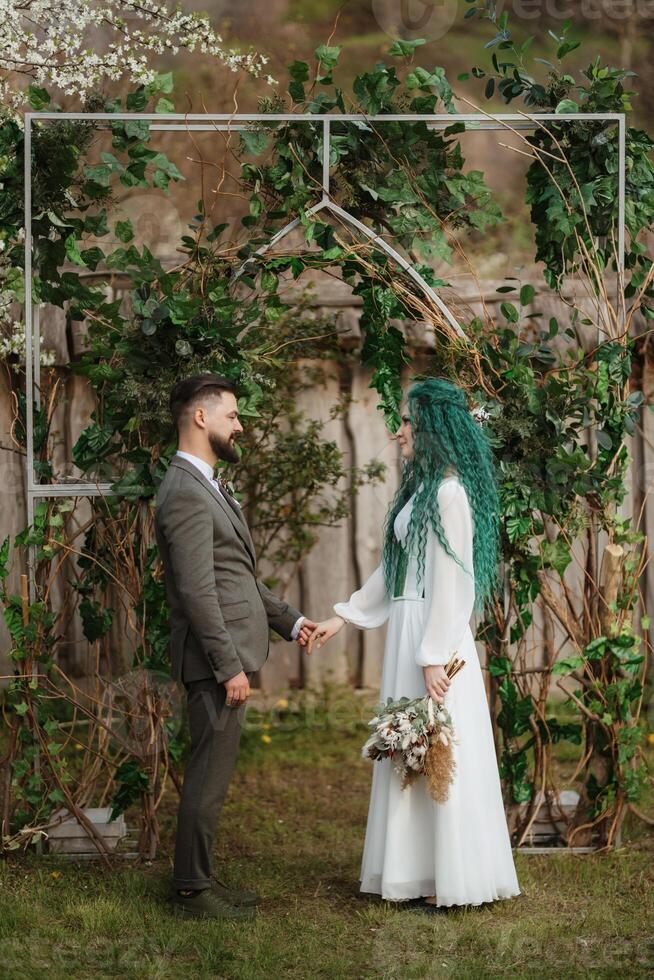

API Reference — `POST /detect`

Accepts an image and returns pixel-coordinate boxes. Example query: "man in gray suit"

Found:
[155,373,316,919]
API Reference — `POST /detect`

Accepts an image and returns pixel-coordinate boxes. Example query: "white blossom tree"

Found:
[0,0,274,108]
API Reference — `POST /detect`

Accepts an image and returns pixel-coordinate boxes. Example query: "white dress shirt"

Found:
[174,451,305,640]
[176,450,237,503]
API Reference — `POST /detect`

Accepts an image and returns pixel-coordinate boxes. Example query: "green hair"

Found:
[382,377,501,618]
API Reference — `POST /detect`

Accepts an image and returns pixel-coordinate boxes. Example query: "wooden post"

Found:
[20,573,29,627]
[599,544,624,635]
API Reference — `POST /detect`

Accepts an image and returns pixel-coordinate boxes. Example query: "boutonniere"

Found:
[219,477,237,498]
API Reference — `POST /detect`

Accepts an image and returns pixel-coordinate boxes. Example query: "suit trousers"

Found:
[173,674,249,890]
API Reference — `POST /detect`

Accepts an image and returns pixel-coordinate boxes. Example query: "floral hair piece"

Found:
[470,406,490,424]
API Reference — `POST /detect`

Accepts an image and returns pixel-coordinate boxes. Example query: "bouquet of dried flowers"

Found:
[361,655,465,804]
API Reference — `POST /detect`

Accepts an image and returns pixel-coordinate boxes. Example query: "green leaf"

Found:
[115,219,134,243]
[505,516,531,542]
[555,99,579,114]
[500,301,519,323]
[321,246,343,261]
[145,71,174,96]
[541,537,572,577]
[72,423,116,470]
[497,679,533,737]
[241,129,269,156]
[124,120,150,141]
[288,60,309,83]
[388,38,426,57]
[126,89,148,112]
[488,656,512,677]
[155,97,175,114]
[557,40,581,60]
[64,235,86,267]
[0,536,10,579]
[596,429,613,450]
[79,598,113,642]
[315,44,341,71]
[47,212,74,229]
[27,85,51,110]
[519,284,535,306]
[551,655,585,676]
[80,247,104,270]
[84,164,113,187]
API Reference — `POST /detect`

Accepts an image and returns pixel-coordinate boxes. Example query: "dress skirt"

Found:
[358,596,521,906]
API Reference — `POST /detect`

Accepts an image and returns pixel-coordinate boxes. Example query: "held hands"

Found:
[296,618,318,647]
[306,615,345,654]
[423,664,451,705]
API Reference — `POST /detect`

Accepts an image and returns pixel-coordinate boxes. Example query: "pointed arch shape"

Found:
[235,196,466,339]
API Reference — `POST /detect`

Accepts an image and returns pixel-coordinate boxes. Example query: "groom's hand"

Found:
[296,619,318,647]
[224,670,250,707]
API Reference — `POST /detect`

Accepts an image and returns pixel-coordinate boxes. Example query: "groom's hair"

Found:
[170,373,238,430]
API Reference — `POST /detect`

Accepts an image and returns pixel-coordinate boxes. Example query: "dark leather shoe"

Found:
[211,875,261,907]
[172,888,255,920]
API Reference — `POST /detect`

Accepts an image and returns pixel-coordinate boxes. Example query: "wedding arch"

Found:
[23,107,627,503]
[4,69,642,857]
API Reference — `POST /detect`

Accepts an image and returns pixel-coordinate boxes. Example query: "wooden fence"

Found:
[1,271,652,696]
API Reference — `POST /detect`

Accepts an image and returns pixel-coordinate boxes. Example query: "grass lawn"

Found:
[1,688,652,979]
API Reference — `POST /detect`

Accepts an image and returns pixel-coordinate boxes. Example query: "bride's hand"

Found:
[423,664,451,704]
[306,616,345,654]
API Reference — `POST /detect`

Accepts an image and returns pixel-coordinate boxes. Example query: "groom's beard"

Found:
[209,431,239,464]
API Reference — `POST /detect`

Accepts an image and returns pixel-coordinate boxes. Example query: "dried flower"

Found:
[362,654,465,804]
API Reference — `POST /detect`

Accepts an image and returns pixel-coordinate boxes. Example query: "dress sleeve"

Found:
[333,562,391,630]
[415,480,476,667]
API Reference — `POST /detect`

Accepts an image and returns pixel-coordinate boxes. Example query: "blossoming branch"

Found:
[0,0,275,108]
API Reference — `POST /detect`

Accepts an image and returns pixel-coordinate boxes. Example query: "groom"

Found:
[155,373,316,919]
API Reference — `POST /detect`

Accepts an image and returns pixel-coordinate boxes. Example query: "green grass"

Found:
[1,690,653,979]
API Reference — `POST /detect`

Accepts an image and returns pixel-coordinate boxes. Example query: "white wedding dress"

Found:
[333,476,521,907]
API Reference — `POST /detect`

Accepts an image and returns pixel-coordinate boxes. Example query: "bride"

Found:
[308,378,521,912]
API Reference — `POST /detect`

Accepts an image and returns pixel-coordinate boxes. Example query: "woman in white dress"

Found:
[308,378,521,913]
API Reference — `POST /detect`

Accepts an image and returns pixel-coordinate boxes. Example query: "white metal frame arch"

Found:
[22,110,626,536]
[236,196,465,336]
[234,116,465,337]
[19,109,627,852]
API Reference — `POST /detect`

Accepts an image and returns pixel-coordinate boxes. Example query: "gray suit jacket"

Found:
[154,455,302,685]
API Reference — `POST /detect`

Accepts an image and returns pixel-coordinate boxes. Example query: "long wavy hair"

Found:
[381,378,501,618]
